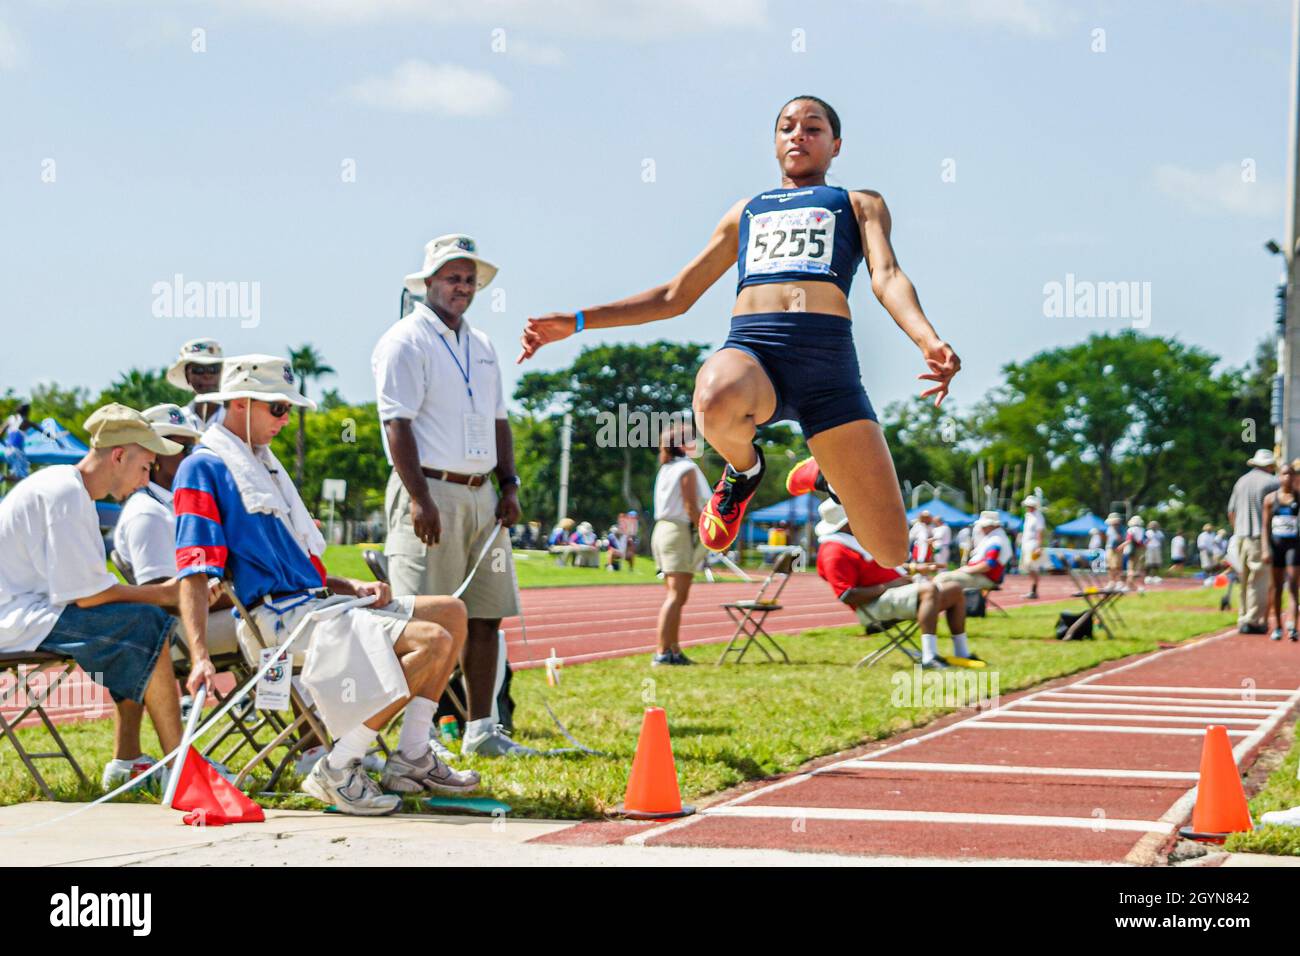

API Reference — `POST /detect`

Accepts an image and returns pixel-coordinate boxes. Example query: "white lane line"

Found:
[702,805,1165,833]
[1069,684,1294,696]
[1021,698,1277,715]
[968,721,1250,736]
[1040,697,1274,712]
[835,760,1200,781]
[986,711,1262,727]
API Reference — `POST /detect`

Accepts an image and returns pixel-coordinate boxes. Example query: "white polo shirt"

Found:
[113,482,177,584]
[0,465,117,652]
[182,400,225,433]
[372,301,508,475]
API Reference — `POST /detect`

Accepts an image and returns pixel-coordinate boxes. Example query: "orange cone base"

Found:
[1177,826,1230,845]
[614,803,696,821]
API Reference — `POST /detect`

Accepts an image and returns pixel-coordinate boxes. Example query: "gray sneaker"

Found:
[461,724,539,757]
[302,757,401,816]
[381,748,480,795]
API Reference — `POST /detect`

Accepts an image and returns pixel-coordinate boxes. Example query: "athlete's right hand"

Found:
[517,313,577,363]
[411,496,442,546]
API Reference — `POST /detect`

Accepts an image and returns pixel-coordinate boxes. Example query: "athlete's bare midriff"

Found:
[732,280,853,319]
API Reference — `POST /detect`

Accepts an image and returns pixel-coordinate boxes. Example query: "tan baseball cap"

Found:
[84,404,182,455]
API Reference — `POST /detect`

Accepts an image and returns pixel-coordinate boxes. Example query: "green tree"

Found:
[96,367,190,413]
[28,383,94,442]
[287,344,336,487]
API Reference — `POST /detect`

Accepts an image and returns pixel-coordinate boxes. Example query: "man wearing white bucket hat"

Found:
[935,511,1009,594]
[1227,448,1280,633]
[815,499,979,669]
[1019,495,1046,600]
[173,355,479,815]
[373,235,529,758]
[165,338,226,432]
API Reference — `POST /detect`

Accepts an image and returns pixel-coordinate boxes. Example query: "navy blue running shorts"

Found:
[719,311,877,439]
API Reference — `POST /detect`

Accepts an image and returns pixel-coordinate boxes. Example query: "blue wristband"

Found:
[574,310,585,333]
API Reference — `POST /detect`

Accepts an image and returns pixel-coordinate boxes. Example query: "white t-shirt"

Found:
[1197,531,1215,553]
[1170,534,1187,560]
[372,302,508,475]
[0,465,117,652]
[931,522,952,552]
[1088,529,1104,549]
[1145,529,1164,560]
[183,401,225,433]
[654,456,710,523]
[113,483,177,584]
[1021,510,1046,549]
[909,521,930,545]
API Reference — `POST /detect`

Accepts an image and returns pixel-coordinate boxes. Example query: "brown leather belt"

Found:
[422,467,490,488]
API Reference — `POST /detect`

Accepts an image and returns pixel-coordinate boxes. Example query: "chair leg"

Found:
[0,662,89,798]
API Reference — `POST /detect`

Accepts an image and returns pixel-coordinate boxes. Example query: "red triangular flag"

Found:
[171,746,265,826]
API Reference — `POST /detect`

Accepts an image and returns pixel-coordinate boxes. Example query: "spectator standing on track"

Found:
[1145,520,1164,571]
[1087,526,1104,551]
[930,514,952,568]
[165,339,226,433]
[1123,515,1147,592]
[956,524,972,566]
[1170,529,1187,571]
[1104,513,1124,587]
[1227,449,1280,634]
[650,425,710,666]
[373,234,530,757]
[1019,495,1046,600]
[1197,523,1216,572]
[909,510,932,563]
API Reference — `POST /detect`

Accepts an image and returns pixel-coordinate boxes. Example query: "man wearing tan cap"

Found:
[372,235,528,757]
[0,403,201,791]
[166,338,225,432]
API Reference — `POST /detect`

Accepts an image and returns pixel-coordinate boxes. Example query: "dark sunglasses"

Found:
[263,401,292,418]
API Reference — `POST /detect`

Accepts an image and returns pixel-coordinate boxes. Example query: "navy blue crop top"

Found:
[736,184,863,297]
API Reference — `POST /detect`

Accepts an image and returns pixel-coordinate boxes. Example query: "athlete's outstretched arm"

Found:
[516,199,745,363]
[853,190,961,406]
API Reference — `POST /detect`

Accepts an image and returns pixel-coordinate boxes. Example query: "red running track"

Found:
[535,624,1300,863]
[2,573,1196,728]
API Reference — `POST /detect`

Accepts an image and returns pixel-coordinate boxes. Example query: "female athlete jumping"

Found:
[517,95,960,566]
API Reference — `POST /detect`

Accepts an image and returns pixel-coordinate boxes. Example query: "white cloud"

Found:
[1154,161,1283,218]
[893,0,1071,36]
[0,19,25,70]
[229,0,768,39]
[346,60,510,116]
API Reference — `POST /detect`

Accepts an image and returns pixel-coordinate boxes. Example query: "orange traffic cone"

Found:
[170,746,265,827]
[617,707,695,820]
[1178,725,1253,843]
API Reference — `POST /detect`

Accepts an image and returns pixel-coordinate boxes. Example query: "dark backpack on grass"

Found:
[1056,611,1094,640]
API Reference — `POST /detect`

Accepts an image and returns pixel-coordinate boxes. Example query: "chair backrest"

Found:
[109,549,136,586]
[220,581,271,656]
[753,548,798,603]
[363,549,389,584]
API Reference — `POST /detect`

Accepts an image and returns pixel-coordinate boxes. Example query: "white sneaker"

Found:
[101,755,166,795]
[461,724,539,757]
[380,748,480,795]
[427,733,457,763]
[1261,806,1300,827]
[302,757,401,816]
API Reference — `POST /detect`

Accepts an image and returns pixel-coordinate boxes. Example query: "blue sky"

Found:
[0,0,1292,422]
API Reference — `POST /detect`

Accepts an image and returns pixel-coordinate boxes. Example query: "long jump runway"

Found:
[537,626,1300,863]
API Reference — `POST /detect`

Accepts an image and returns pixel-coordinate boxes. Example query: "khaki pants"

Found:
[1233,535,1268,629]
[384,471,519,620]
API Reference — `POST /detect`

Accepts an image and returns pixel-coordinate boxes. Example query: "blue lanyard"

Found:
[438,330,473,401]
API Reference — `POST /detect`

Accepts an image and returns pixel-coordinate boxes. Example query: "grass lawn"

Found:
[1,585,1238,819]
[1224,720,1300,857]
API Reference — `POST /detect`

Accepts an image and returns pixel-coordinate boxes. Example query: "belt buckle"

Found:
[469,474,483,488]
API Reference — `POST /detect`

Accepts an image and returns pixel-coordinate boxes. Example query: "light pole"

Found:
[1279,0,1300,458]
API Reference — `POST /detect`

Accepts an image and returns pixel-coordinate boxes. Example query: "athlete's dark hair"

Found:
[775,95,841,139]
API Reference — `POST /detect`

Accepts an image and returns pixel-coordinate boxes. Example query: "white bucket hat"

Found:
[1247,448,1276,468]
[403,234,498,297]
[196,354,315,410]
[975,510,1002,528]
[1128,515,1144,528]
[166,338,224,391]
[142,403,202,441]
[1106,512,1122,524]
[1022,495,1040,508]
[815,498,849,538]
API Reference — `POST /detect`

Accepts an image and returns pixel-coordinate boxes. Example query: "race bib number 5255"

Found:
[746,207,835,277]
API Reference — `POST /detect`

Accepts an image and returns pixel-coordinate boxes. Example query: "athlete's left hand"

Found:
[918,341,961,407]
[496,488,521,526]
[517,313,577,363]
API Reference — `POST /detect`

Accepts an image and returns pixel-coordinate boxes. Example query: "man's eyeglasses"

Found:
[264,401,291,418]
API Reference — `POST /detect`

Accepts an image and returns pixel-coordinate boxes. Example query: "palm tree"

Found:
[287,345,335,486]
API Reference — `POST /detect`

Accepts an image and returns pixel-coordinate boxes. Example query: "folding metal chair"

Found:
[1065,567,1125,639]
[0,651,89,799]
[716,549,797,664]
[984,582,1010,616]
[852,605,922,669]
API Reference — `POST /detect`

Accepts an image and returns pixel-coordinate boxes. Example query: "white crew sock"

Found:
[951,633,970,659]
[326,725,376,771]
[399,697,436,760]
[466,716,496,739]
[734,453,762,479]
[921,634,938,663]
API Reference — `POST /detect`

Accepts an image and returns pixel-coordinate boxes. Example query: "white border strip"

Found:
[704,805,1165,833]
[835,760,1200,780]
[1019,698,1277,715]
[1041,691,1279,709]
[967,721,1250,736]
[1069,684,1294,696]
[986,711,1262,727]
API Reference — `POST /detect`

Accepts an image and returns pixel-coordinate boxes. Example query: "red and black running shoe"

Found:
[699,445,765,552]
[784,455,839,502]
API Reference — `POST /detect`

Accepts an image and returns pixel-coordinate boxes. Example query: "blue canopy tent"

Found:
[744,495,818,545]
[1055,512,1106,538]
[905,499,974,528]
[20,417,88,465]
[995,509,1024,534]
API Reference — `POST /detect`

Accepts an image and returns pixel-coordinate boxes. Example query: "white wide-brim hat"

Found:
[815,498,849,538]
[142,403,202,440]
[196,354,315,410]
[403,234,498,297]
[1022,495,1040,508]
[166,338,224,391]
[975,510,1002,528]
[1247,448,1276,468]
[1128,515,1144,528]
